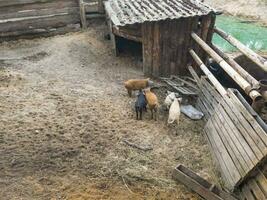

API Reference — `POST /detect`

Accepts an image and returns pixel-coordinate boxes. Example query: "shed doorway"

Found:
[116,36,143,59]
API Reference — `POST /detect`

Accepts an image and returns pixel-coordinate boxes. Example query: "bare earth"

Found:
[0,21,218,200]
[205,0,267,26]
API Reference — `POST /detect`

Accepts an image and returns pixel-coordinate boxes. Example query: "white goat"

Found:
[168,97,182,125]
[164,92,176,110]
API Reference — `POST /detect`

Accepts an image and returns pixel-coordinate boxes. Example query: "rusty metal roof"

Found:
[104,0,217,26]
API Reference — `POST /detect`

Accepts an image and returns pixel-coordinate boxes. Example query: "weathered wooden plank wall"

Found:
[142,13,216,77]
[0,0,80,40]
[84,0,104,13]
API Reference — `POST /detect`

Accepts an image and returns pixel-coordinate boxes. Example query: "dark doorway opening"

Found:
[116,36,143,59]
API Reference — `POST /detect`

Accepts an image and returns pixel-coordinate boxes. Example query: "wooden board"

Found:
[173,164,238,200]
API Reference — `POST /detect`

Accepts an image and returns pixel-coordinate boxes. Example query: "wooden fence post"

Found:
[98,0,104,13]
[79,0,87,28]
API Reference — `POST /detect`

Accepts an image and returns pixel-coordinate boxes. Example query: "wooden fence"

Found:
[0,0,81,40]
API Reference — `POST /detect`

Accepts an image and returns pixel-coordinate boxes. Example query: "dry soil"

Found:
[0,21,219,200]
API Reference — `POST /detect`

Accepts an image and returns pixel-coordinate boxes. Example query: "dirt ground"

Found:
[0,21,219,200]
[205,0,267,26]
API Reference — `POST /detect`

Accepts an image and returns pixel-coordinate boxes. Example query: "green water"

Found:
[212,15,267,52]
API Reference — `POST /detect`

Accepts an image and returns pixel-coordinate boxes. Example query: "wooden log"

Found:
[214,27,267,73]
[212,44,260,89]
[189,49,227,96]
[191,32,262,102]
[79,0,87,28]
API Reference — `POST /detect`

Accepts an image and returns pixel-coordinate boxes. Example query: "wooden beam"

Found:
[189,49,227,96]
[112,26,142,42]
[107,19,118,56]
[191,32,262,102]
[79,0,86,28]
[212,44,260,89]
[214,27,267,73]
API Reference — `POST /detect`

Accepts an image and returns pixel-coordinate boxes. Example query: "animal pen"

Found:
[1,0,267,199]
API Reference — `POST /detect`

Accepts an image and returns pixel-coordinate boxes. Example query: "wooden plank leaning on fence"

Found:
[188,53,267,191]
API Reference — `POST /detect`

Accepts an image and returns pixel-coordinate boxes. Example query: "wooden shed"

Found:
[104,0,217,77]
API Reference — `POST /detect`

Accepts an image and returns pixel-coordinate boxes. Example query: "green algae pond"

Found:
[212,15,267,52]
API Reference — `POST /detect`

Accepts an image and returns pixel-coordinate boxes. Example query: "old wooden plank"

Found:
[0,0,54,7]
[107,19,118,56]
[205,121,237,188]
[216,100,258,168]
[152,22,160,77]
[222,94,266,158]
[161,20,170,77]
[112,27,142,42]
[0,7,79,21]
[212,108,248,176]
[228,90,267,147]
[173,164,238,200]
[0,0,77,19]
[248,179,266,199]
[0,24,79,40]
[256,171,267,197]
[201,77,223,103]
[0,13,80,33]
[142,22,153,76]
[241,184,256,200]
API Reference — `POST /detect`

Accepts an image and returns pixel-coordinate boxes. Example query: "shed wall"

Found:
[142,14,216,77]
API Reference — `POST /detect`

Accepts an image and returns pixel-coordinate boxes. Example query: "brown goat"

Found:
[144,88,159,120]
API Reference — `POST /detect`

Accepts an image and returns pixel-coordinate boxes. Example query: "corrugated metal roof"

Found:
[104,0,217,26]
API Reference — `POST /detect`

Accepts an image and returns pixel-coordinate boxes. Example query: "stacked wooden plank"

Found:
[196,77,267,192]
[0,0,80,40]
